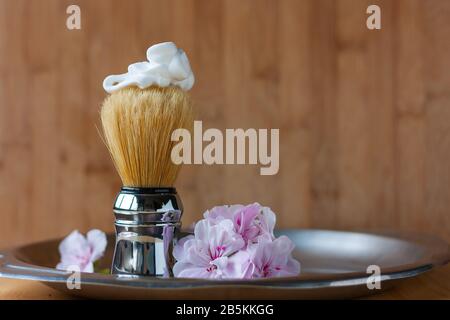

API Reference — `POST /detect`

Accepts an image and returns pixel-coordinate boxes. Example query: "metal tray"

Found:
[0,229,448,299]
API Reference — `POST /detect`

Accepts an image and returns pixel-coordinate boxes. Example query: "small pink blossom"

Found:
[239,236,301,278]
[56,229,107,273]
[204,203,276,245]
[173,219,245,279]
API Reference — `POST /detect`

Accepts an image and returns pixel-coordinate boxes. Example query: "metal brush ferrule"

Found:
[111,187,182,277]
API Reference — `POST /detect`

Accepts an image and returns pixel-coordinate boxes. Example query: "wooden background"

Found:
[0,0,449,247]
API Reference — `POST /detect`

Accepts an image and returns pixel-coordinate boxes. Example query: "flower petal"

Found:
[260,205,276,237]
[233,204,259,240]
[204,205,238,224]
[86,229,107,262]
[173,234,194,261]
[58,230,90,260]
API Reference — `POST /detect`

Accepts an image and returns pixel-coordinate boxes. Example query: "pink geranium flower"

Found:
[204,203,276,245]
[239,236,301,278]
[173,219,245,279]
[56,229,107,273]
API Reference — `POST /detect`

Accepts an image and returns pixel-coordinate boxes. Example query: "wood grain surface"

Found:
[0,0,449,248]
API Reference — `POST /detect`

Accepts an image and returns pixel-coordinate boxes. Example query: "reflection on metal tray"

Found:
[0,229,448,299]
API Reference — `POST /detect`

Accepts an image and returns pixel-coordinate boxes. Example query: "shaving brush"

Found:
[101,86,193,187]
[100,42,195,276]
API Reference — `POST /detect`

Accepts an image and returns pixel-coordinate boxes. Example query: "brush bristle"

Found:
[100,86,194,187]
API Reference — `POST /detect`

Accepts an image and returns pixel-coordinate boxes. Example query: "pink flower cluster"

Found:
[173,203,300,279]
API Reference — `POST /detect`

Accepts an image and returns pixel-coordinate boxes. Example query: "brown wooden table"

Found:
[0,264,448,300]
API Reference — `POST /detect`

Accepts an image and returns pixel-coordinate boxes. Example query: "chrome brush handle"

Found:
[111,187,182,276]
